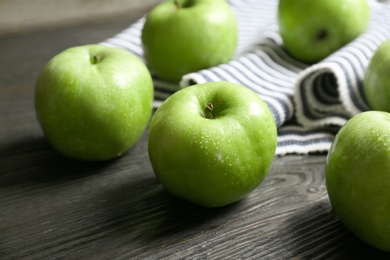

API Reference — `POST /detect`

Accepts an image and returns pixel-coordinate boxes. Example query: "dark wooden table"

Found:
[1,6,390,260]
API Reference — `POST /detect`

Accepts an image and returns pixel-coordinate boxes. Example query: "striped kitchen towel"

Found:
[101,0,390,156]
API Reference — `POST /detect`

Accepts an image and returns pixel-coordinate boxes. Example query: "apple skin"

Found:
[278,0,370,63]
[364,39,390,112]
[326,111,390,251]
[35,44,154,161]
[141,0,238,83]
[148,81,277,207]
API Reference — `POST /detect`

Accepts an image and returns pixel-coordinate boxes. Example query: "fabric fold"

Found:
[294,5,390,129]
[101,0,390,156]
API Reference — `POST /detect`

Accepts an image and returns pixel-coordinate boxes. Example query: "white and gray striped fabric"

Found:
[101,0,390,156]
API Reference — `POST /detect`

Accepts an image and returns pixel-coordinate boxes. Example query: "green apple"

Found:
[141,0,237,83]
[148,81,277,207]
[35,44,154,161]
[364,39,390,112]
[278,0,370,63]
[326,111,390,251]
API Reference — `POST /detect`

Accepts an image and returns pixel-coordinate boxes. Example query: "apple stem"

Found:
[92,54,101,64]
[205,103,214,119]
[316,29,328,41]
[174,0,181,8]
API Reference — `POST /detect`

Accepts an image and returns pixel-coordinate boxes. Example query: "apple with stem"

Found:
[364,39,390,112]
[35,44,154,161]
[278,0,370,63]
[141,0,238,83]
[148,81,277,207]
[326,111,390,251]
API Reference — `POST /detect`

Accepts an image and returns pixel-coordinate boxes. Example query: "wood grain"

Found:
[1,4,390,259]
[0,0,161,36]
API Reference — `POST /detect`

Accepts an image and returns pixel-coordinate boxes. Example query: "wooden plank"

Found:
[0,0,161,36]
[1,3,390,259]
[2,0,389,36]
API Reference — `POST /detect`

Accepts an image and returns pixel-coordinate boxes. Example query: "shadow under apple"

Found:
[0,132,147,188]
[96,175,244,245]
[275,199,390,259]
